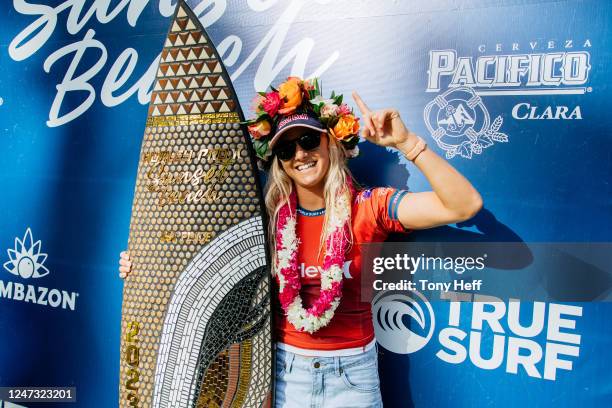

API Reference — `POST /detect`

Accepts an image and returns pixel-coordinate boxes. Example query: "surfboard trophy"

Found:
[119,1,273,407]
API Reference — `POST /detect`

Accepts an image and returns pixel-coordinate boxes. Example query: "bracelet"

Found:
[405,136,427,161]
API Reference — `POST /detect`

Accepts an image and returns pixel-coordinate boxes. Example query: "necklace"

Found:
[275,182,353,333]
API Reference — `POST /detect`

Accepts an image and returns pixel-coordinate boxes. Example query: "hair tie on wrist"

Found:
[406,137,427,161]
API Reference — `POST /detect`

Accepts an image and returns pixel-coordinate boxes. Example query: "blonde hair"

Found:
[264,134,356,274]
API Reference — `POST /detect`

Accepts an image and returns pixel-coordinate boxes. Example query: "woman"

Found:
[118,77,482,407]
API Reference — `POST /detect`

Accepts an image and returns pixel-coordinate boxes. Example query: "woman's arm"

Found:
[395,145,483,229]
[352,92,483,230]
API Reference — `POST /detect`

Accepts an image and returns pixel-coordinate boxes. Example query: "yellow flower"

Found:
[329,114,360,141]
[278,77,303,115]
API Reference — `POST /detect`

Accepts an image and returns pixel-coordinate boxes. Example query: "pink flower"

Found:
[285,273,300,288]
[262,91,281,117]
[279,290,295,309]
[338,103,352,116]
[308,282,342,317]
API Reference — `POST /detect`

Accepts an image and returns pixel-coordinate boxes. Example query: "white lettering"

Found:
[547,304,582,345]
[469,331,505,370]
[512,103,582,120]
[544,342,580,380]
[506,337,543,378]
[43,29,107,127]
[427,50,591,92]
[0,279,78,310]
[10,0,339,126]
[433,292,583,381]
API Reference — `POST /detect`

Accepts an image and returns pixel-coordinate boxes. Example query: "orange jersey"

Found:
[274,187,411,350]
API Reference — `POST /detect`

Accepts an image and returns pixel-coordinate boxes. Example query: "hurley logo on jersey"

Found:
[300,260,353,279]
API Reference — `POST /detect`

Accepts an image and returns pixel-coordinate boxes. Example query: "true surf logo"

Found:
[373,290,583,381]
[1,228,79,310]
[372,290,435,354]
[424,39,592,159]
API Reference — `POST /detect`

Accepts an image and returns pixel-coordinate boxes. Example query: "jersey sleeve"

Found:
[365,187,412,234]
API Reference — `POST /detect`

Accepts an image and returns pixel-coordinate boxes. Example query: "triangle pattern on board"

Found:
[148,3,237,118]
[165,31,208,47]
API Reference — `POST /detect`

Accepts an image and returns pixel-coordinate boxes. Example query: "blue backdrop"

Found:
[0,0,610,407]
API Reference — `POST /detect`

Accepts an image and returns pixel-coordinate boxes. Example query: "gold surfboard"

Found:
[119,1,273,407]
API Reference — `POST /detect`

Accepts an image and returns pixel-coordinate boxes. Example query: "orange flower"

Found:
[329,114,360,141]
[278,77,303,114]
[248,119,271,139]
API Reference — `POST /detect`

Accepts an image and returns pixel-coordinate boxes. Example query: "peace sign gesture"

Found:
[352,91,418,151]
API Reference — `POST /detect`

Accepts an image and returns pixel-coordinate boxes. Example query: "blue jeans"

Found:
[274,345,383,408]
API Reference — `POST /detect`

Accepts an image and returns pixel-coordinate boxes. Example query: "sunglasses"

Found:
[273,132,322,161]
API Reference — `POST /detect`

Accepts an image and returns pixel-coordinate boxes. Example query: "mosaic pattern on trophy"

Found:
[119,1,273,407]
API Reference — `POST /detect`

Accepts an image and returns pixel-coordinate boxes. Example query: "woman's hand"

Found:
[352,91,419,151]
[118,250,132,279]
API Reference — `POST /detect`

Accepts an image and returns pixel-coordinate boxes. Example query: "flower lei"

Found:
[244,76,361,163]
[275,180,354,334]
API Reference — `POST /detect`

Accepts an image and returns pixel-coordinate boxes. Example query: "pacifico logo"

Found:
[424,39,592,159]
[1,228,79,310]
[424,87,508,159]
[373,291,583,381]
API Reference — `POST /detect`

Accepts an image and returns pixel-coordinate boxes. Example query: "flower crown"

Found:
[244,76,360,164]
